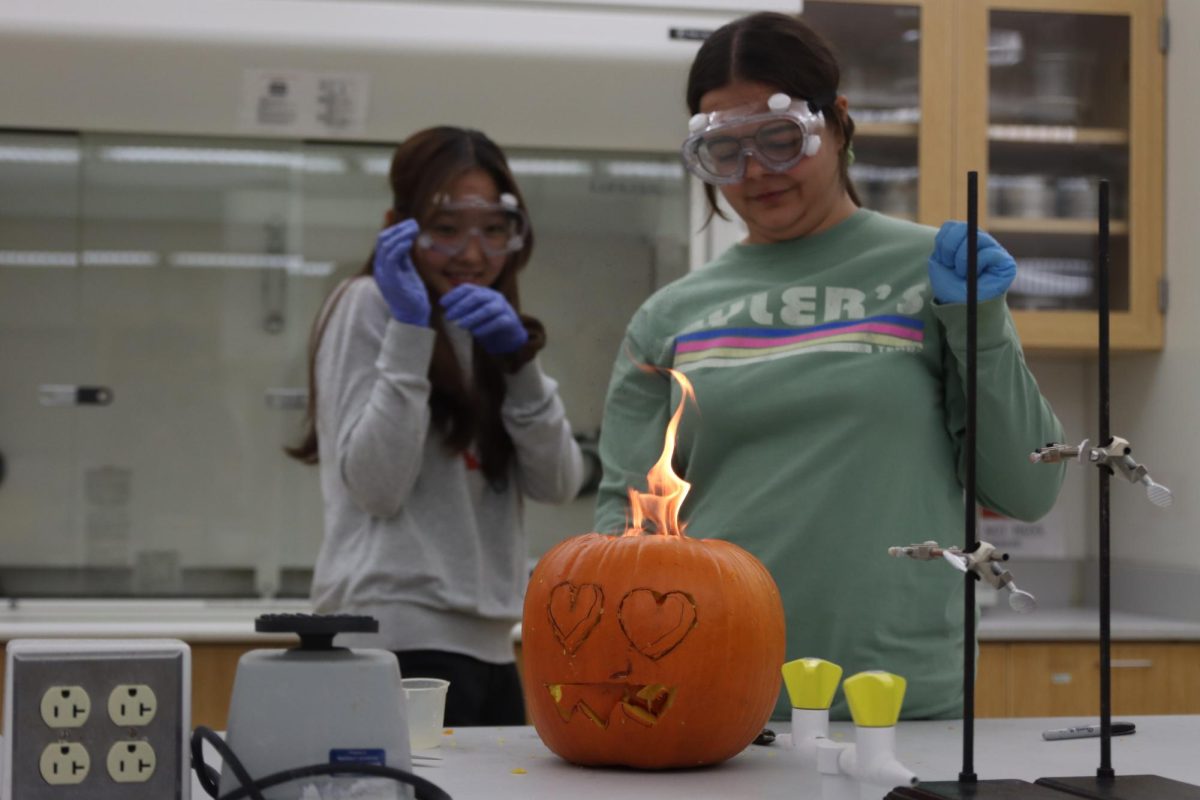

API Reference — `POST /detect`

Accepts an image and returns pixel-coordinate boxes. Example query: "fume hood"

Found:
[0,0,801,150]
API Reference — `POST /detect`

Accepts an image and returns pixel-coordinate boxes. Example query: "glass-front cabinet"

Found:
[0,131,690,598]
[803,0,954,225]
[958,0,1165,350]
[802,0,1164,352]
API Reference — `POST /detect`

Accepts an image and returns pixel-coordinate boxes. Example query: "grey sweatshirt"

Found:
[310,276,585,663]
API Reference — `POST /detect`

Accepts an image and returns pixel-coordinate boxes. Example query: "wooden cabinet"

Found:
[976,641,1200,717]
[803,0,1166,352]
[4,640,1191,724]
[189,642,261,730]
[975,641,1012,717]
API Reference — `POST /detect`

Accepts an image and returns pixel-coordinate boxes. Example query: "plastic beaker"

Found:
[401,677,449,750]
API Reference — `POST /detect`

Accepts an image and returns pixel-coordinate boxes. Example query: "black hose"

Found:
[191,726,453,800]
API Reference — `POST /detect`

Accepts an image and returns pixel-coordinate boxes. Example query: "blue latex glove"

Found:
[373,219,430,326]
[928,221,1017,304]
[440,284,529,355]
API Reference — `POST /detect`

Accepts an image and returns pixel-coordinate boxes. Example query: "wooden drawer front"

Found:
[1007,642,1200,717]
[976,642,1009,718]
[191,643,260,730]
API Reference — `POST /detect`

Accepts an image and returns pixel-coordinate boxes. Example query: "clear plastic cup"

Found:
[401,677,449,750]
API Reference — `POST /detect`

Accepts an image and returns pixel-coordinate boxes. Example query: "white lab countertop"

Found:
[977,606,1200,641]
[0,599,312,643]
[191,716,1200,799]
[3,601,1200,643]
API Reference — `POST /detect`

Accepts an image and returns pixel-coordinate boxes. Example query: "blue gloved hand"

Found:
[440,284,529,355]
[928,221,1017,304]
[373,219,430,326]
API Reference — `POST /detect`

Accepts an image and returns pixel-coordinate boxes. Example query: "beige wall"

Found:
[1100,0,1200,571]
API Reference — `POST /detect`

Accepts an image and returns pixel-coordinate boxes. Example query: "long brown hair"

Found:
[286,126,543,487]
[686,11,861,222]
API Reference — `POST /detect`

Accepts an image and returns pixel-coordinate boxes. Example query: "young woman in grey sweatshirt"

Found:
[288,126,584,725]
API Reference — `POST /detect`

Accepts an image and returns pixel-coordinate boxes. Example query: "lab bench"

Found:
[191,715,1200,799]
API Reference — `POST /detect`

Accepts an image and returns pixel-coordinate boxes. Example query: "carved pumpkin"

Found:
[520,369,786,768]
[522,532,785,768]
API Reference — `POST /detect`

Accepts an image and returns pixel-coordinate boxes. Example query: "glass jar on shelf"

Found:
[802,1,925,221]
[986,8,1132,314]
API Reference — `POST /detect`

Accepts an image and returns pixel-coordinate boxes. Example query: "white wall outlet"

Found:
[105,740,156,783]
[107,685,157,727]
[36,744,89,785]
[2,639,190,800]
[38,688,90,728]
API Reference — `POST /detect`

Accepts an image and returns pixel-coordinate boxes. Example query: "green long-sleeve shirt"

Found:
[594,209,1065,720]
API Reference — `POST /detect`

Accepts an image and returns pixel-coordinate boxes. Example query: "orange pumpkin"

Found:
[521,530,786,768]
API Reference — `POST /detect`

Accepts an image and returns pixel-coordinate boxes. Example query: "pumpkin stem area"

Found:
[624,368,696,539]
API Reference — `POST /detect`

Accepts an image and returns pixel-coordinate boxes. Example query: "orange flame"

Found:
[624,368,696,538]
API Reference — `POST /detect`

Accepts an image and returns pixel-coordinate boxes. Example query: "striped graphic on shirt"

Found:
[673,315,924,371]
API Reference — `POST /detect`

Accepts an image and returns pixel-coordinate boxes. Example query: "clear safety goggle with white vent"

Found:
[415,193,529,259]
[681,93,826,185]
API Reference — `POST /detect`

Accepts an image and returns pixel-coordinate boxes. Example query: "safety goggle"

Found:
[415,193,529,259]
[681,93,825,185]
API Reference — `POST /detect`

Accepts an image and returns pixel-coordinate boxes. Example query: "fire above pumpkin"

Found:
[522,368,786,769]
[625,365,694,538]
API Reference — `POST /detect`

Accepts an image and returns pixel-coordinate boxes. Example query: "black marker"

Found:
[752,728,776,746]
[1042,721,1136,740]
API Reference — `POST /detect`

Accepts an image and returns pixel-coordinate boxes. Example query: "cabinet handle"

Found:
[38,384,114,407]
[1109,658,1154,669]
[264,388,308,410]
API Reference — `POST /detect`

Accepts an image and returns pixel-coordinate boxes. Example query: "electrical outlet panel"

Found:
[2,639,190,800]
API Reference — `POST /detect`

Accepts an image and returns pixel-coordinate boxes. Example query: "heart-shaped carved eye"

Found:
[618,589,697,660]
[547,582,604,654]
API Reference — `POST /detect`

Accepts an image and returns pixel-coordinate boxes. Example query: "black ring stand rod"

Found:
[960,170,979,785]
[1096,180,1114,779]
[887,175,1076,799]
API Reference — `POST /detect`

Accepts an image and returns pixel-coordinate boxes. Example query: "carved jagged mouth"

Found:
[545,682,676,728]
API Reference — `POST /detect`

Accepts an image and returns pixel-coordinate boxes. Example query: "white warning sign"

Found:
[240,69,369,136]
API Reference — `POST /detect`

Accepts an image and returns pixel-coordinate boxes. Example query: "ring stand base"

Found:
[887,780,1081,799]
[1035,775,1200,799]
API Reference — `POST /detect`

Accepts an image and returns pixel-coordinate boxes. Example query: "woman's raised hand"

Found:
[373,219,431,326]
[928,221,1017,304]
[440,284,529,355]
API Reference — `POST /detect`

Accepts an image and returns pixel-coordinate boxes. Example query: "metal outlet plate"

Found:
[4,641,188,800]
